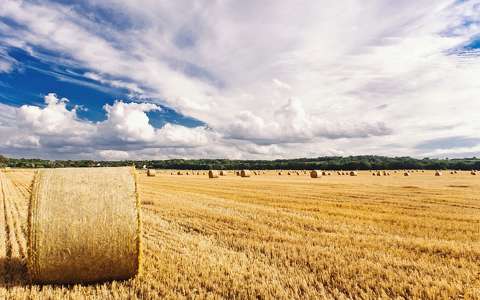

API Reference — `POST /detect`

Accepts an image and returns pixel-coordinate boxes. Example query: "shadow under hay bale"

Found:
[28,167,141,284]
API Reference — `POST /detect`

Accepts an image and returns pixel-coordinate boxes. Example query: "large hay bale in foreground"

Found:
[310,170,321,178]
[208,170,219,178]
[147,169,156,177]
[240,170,251,177]
[28,167,141,284]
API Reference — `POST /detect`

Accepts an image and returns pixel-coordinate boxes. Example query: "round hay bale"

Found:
[322,171,327,176]
[349,171,358,176]
[278,172,282,175]
[376,171,382,176]
[240,170,251,177]
[147,169,156,177]
[404,172,410,176]
[435,171,442,176]
[28,167,141,284]
[471,170,477,175]
[219,170,226,176]
[287,172,291,175]
[177,171,183,175]
[327,172,332,176]
[310,170,321,178]
[208,170,219,178]
[372,173,376,176]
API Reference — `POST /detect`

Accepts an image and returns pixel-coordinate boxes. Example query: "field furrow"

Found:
[0,173,7,283]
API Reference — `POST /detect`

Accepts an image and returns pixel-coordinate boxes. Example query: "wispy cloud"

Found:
[0,0,480,159]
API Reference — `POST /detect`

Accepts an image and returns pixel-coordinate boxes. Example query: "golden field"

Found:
[1,169,479,299]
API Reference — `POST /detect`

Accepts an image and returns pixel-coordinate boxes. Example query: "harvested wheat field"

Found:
[1,169,479,299]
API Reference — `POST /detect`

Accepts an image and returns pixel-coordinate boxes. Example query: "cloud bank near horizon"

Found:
[1,0,480,160]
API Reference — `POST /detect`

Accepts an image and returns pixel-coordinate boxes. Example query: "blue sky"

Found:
[1,0,480,160]
[0,47,203,128]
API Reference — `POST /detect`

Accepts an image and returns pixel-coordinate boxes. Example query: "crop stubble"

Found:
[0,169,479,299]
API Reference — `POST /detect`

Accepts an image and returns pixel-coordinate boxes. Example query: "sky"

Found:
[0,0,480,160]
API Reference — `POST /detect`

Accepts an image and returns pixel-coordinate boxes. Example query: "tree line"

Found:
[1,155,479,170]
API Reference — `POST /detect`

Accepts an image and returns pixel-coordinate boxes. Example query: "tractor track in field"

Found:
[0,172,28,283]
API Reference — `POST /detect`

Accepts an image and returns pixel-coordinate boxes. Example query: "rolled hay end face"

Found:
[28,167,142,284]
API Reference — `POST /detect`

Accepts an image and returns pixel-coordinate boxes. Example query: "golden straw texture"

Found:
[28,167,141,284]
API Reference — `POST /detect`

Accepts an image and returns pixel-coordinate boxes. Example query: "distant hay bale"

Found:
[147,169,156,177]
[471,171,477,175]
[376,171,382,176]
[287,172,291,175]
[240,170,251,177]
[404,172,410,176]
[322,171,327,176]
[278,172,282,175]
[310,170,321,178]
[296,171,300,175]
[435,171,442,176]
[253,171,258,175]
[208,170,219,178]
[219,170,226,176]
[372,173,376,176]
[349,171,358,176]
[327,172,332,176]
[177,171,183,175]
[28,167,141,284]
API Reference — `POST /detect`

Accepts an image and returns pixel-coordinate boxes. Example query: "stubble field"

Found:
[0,169,479,299]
